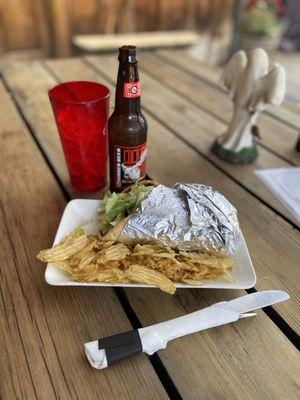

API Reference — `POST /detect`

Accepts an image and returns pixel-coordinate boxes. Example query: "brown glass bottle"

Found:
[108,45,147,192]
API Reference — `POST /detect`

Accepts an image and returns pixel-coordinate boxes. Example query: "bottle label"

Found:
[123,81,140,98]
[114,143,147,188]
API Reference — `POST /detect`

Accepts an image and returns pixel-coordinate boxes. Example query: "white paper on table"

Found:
[255,167,300,224]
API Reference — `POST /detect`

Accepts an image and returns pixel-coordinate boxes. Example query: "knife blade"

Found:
[220,290,290,314]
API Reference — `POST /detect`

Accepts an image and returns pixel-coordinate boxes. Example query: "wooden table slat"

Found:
[0,79,168,400]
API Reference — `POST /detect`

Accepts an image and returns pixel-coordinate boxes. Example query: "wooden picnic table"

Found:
[0,49,299,400]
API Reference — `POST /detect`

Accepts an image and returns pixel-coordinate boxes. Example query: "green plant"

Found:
[241,1,285,38]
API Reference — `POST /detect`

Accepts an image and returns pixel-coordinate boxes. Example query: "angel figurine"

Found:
[212,48,286,163]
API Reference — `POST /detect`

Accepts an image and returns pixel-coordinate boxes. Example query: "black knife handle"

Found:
[98,329,143,366]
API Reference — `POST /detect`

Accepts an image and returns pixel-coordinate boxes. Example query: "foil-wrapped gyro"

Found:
[103,183,241,255]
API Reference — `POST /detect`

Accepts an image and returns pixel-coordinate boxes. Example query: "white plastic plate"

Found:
[45,199,256,289]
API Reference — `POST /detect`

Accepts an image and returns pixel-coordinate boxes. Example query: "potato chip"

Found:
[222,269,235,282]
[37,235,88,262]
[61,227,84,244]
[111,268,125,279]
[72,264,99,282]
[101,240,115,249]
[52,260,74,274]
[77,254,95,270]
[126,265,176,294]
[192,269,209,279]
[95,270,115,282]
[72,240,96,260]
[132,244,161,256]
[97,243,130,264]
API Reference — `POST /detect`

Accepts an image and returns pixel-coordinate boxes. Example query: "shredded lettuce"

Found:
[99,182,153,235]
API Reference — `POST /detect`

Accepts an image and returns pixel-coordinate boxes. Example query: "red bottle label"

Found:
[123,81,140,98]
[114,143,147,188]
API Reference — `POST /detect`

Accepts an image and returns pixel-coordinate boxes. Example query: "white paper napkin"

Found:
[255,167,300,224]
[84,291,289,370]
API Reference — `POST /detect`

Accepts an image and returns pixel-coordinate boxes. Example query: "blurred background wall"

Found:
[0,0,235,59]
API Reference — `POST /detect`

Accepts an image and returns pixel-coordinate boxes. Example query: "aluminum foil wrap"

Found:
[119,183,241,254]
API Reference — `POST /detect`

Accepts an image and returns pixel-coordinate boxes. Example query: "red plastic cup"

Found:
[49,81,110,192]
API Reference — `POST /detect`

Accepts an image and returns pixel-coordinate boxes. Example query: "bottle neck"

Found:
[115,61,141,114]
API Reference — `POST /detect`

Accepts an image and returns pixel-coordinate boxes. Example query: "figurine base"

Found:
[212,140,258,164]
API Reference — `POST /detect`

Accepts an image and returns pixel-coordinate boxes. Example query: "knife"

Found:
[84,290,289,369]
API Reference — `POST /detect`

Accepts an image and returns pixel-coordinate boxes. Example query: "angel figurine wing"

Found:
[249,63,286,112]
[220,50,247,100]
